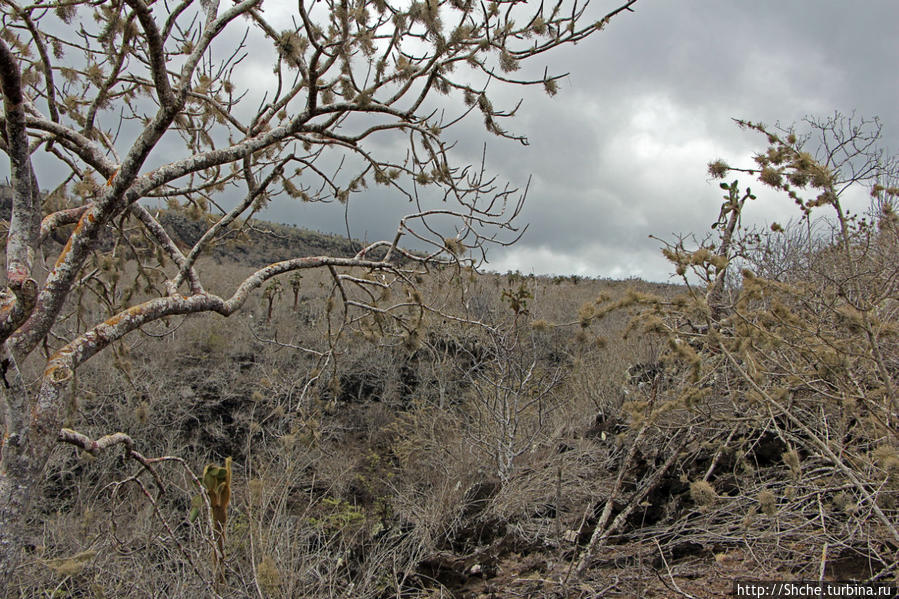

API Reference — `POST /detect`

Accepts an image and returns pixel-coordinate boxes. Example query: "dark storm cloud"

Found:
[455,0,899,280]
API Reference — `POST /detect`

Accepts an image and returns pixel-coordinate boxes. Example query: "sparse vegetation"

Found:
[5,151,897,594]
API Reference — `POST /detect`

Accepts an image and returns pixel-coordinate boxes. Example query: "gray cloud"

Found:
[432,0,899,280]
[7,1,897,282]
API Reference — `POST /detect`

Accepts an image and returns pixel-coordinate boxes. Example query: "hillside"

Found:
[0,186,365,265]
[2,189,895,599]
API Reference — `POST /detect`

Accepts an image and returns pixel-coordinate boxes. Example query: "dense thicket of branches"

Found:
[0,0,638,581]
[578,114,899,582]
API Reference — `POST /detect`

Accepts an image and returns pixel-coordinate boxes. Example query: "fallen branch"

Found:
[573,427,693,577]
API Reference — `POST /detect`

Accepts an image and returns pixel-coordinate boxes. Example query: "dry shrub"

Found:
[589,116,899,581]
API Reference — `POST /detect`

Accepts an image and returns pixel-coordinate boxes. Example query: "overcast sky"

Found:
[491,0,899,280]
[7,1,898,282]
[258,0,899,281]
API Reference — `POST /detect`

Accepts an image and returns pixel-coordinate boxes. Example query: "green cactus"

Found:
[190,457,232,583]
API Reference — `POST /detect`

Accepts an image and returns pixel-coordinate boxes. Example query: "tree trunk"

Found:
[0,453,43,583]
[0,363,69,583]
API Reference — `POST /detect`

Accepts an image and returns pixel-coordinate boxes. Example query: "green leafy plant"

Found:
[307,497,365,533]
[501,282,533,316]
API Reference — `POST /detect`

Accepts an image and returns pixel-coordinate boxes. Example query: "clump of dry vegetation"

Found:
[575,113,899,590]
[2,218,672,596]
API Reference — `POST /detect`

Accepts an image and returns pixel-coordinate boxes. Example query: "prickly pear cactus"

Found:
[190,457,232,583]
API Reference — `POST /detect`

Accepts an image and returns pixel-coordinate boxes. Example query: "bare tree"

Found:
[0,0,639,579]
[464,284,565,481]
